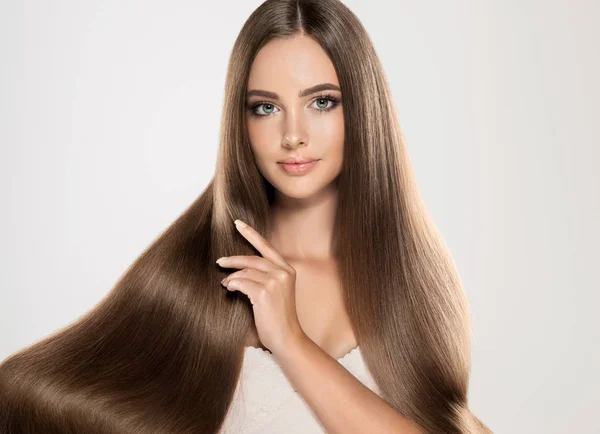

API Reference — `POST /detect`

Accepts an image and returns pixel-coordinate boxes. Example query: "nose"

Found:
[281,110,308,149]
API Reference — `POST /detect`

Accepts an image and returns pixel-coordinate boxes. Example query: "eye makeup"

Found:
[246,93,342,118]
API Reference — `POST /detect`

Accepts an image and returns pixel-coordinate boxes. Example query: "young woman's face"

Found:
[245,35,344,200]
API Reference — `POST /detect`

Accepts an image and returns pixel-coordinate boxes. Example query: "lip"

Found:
[277,159,320,175]
[278,156,318,164]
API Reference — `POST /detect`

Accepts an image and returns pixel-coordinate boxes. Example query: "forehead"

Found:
[247,35,339,92]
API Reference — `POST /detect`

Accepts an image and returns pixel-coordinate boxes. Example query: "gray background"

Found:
[1,1,598,432]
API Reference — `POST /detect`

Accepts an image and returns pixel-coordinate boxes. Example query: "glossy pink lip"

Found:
[277,160,320,175]
[278,156,318,164]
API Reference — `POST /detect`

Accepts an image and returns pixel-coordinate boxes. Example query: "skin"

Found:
[216,34,424,433]
[218,221,421,433]
[243,34,356,360]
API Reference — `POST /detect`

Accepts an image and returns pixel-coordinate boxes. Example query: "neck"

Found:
[268,184,338,262]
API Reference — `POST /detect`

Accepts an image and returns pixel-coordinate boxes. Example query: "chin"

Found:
[259,163,341,200]
[272,182,322,199]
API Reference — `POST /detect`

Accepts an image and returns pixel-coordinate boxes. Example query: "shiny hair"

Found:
[0,0,492,432]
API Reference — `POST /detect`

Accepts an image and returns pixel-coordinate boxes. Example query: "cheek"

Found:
[312,113,344,158]
[246,120,274,161]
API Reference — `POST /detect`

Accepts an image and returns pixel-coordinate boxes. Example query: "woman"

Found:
[0,0,492,433]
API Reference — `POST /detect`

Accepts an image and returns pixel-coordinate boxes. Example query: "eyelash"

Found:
[246,94,341,118]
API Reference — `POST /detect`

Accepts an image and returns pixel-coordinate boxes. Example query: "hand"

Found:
[216,219,306,357]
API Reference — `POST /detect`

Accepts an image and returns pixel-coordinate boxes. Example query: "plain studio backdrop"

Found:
[1,1,598,433]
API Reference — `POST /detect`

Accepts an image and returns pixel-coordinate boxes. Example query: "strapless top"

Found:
[219,345,381,433]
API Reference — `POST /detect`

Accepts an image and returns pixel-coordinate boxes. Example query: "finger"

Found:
[222,268,268,285]
[234,219,292,271]
[223,278,263,305]
[217,255,279,273]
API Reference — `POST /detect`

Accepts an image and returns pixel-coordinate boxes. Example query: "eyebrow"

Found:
[246,82,341,100]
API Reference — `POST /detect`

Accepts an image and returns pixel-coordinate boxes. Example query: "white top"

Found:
[219,345,381,433]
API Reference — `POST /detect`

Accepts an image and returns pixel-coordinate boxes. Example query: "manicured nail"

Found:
[234,219,247,228]
[216,257,224,264]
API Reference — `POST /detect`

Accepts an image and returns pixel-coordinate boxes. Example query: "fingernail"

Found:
[234,219,247,228]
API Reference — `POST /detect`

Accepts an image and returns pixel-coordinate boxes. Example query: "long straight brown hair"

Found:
[0,1,492,433]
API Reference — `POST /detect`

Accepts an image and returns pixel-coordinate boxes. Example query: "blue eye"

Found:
[247,94,341,118]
